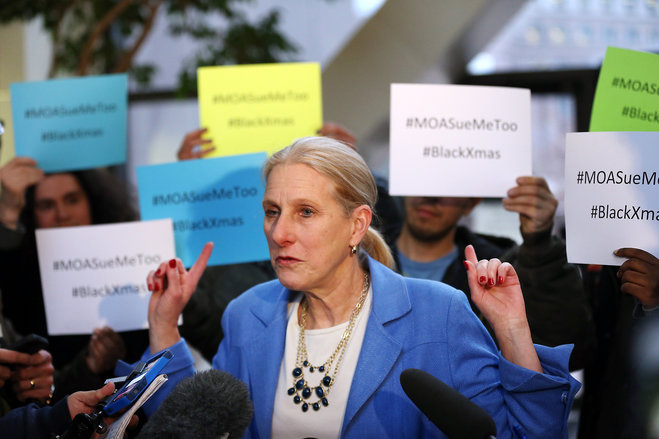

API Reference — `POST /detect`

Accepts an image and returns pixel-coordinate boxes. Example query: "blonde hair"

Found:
[264,136,395,269]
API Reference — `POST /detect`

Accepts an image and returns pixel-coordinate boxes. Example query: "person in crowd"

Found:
[121,136,579,438]
[391,180,593,369]
[0,224,56,412]
[578,247,659,439]
[1,379,135,439]
[177,123,402,362]
[0,157,149,401]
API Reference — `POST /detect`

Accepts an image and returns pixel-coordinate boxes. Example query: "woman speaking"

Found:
[134,136,578,438]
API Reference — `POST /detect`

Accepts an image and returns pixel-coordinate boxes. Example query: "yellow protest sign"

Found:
[198,62,323,157]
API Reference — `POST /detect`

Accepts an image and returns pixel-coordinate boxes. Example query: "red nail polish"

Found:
[479,276,486,283]
[169,259,176,268]
[463,261,469,271]
[155,269,161,276]
[498,276,504,285]
[148,283,153,291]
[488,278,495,286]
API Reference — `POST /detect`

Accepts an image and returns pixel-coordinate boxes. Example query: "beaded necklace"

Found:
[288,272,370,412]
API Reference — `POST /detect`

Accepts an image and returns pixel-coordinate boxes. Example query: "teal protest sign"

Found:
[137,153,269,267]
[10,74,127,172]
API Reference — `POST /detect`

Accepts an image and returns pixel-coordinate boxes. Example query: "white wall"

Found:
[131,0,386,91]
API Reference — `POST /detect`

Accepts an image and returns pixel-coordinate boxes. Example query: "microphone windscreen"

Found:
[400,368,496,439]
[137,369,253,439]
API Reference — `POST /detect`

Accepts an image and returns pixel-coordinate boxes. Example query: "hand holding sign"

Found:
[0,157,44,230]
[502,176,558,235]
[615,247,659,309]
[86,327,126,374]
[177,128,216,160]
[317,122,356,149]
[147,242,213,353]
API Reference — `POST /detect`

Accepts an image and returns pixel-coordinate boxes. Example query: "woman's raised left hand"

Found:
[463,245,527,333]
[147,242,213,353]
[464,245,542,372]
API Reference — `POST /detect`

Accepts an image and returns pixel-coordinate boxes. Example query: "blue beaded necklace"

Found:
[288,272,370,412]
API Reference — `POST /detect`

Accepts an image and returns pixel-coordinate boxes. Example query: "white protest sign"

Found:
[36,219,175,335]
[565,131,658,265]
[389,84,532,197]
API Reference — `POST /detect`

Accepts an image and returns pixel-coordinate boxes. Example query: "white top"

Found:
[271,285,373,439]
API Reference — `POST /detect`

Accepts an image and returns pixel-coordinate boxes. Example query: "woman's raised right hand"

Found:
[146,242,213,353]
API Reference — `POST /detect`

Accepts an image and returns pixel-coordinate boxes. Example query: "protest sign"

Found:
[137,153,268,267]
[565,131,658,265]
[590,47,659,132]
[389,84,532,197]
[36,219,175,335]
[10,74,127,172]
[198,62,322,157]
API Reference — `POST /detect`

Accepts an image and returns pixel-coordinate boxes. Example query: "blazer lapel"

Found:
[342,257,411,431]
[244,287,291,439]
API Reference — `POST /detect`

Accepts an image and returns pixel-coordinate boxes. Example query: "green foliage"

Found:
[175,9,298,97]
[0,0,301,95]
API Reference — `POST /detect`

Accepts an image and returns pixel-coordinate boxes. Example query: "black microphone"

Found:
[400,368,497,439]
[137,369,254,439]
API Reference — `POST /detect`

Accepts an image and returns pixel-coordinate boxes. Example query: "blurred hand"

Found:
[502,176,557,235]
[10,349,55,403]
[317,122,356,149]
[0,348,34,388]
[0,157,44,229]
[147,242,213,353]
[615,248,659,308]
[86,327,126,374]
[177,128,215,160]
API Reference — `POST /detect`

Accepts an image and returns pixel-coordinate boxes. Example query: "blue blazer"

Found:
[122,256,580,438]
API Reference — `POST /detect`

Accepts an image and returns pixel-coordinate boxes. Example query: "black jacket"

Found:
[577,265,646,439]
[0,397,71,439]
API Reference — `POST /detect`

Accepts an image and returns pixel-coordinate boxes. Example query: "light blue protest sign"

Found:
[137,153,269,267]
[10,74,127,172]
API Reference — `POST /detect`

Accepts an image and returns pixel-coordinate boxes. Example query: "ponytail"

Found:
[360,227,395,270]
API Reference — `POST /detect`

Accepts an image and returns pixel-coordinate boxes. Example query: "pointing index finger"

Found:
[464,244,478,267]
[188,242,214,285]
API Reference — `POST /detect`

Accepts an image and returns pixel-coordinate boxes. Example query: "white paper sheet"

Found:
[565,131,659,265]
[389,84,532,197]
[36,219,176,335]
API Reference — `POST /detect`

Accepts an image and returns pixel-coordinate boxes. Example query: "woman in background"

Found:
[0,157,148,403]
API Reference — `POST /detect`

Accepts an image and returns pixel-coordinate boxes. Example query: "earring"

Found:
[351,244,358,255]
